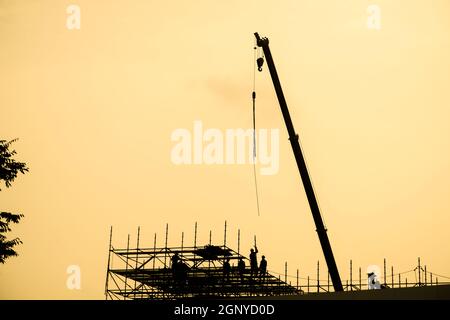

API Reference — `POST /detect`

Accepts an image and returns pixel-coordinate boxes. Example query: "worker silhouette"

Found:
[238,258,246,283]
[368,272,381,289]
[171,253,190,289]
[171,253,181,285]
[178,261,189,286]
[249,247,258,278]
[171,253,180,269]
[223,258,231,282]
[259,255,267,281]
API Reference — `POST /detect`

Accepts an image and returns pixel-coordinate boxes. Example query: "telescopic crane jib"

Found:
[254,32,344,292]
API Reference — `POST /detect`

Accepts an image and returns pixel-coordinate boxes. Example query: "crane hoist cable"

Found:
[252,44,262,217]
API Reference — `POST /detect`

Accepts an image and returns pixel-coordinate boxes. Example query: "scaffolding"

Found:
[105,227,300,300]
[105,224,450,300]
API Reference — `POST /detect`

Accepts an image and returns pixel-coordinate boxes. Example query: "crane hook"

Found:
[257,57,264,72]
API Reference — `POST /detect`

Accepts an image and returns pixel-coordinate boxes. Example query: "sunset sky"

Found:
[1,0,450,299]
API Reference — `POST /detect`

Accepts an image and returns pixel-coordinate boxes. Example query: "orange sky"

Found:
[1,0,450,299]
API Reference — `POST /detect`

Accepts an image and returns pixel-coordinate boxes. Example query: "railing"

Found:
[268,257,450,294]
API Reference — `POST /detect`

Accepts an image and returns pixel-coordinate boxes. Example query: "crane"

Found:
[254,32,344,292]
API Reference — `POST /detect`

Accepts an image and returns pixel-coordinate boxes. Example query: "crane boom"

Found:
[254,32,343,292]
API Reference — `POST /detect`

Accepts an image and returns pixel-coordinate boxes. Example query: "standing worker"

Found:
[171,253,180,268]
[171,253,181,287]
[171,253,180,275]
[223,258,231,282]
[259,255,267,281]
[238,258,246,283]
[249,247,258,278]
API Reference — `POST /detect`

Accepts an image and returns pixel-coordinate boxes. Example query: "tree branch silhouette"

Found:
[0,139,29,264]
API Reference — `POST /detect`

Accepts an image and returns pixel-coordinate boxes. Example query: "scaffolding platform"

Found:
[105,243,301,300]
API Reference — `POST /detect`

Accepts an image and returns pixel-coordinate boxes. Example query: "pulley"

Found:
[257,57,264,72]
